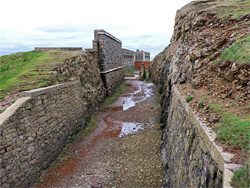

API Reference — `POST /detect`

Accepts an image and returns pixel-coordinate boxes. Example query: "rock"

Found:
[208,115,220,123]
[90,183,102,188]
[191,49,201,60]
[230,33,236,38]
[86,171,92,175]
[225,70,235,82]
[192,78,203,89]
[194,60,203,70]
[201,48,209,57]
[238,74,248,84]
[231,63,237,73]
[48,71,57,75]
[203,39,211,47]
[139,63,146,81]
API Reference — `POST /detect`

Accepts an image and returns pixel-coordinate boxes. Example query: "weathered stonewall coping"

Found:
[97,30,122,44]
[100,66,123,74]
[173,85,242,188]
[0,81,80,126]
[22,81,79,98]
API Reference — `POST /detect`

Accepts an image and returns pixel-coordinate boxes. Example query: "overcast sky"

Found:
[0,0,193,58]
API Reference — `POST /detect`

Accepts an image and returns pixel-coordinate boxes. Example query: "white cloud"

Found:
[0,0,193,57]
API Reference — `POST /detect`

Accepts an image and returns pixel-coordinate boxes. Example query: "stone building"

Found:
[135,49,150,70]
[122,48,135,73]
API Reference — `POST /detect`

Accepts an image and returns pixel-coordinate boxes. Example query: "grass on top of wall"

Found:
[124,69,139,75]
[231,160,250,188]
[0,51,80,101]
[213,114,250,151]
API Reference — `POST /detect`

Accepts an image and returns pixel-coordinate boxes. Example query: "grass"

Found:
[49,158,59,167]
[145,79,153,83]
[205,101,250,186]
[221,36,250,65]
[146,70,149,78]
[104,82,128,105]
[213,114,250,150]
[34,177,40,183]
[194,0,250,23]
[88,116,97,127]
[186,96,194,103]
[0,50,80,100]
[205,102,224,112]
[124,69,139,75]
[231,160,250,188]
[0,109,5,114]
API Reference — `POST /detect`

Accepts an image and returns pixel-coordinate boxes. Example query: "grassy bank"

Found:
[0,51,80,101]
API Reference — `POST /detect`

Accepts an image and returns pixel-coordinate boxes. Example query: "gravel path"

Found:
[34,79,165,188]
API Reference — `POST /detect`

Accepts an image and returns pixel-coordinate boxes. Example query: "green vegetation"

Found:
[34,177,40,183]
[209,59,219,65]
[231,160,250,188]
[0,109,5,114]
[198,100,204,108]
[205,102,224,112]
[0,51,80,100]
[186,96,194,103]
[124,69,139,75]
[70,137,76,143]
[205,100,250,186]
[49,158,59,167]
[104,82,128,105]
[195,0,250,23]
[221,37,250,65]
[88,116,97,127]
[145,79,153,83]
[213,114,250,150]
[58,154,64,158]
[146,70,149,78]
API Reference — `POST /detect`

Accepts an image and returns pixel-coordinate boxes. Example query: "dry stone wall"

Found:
[0,52,106,188]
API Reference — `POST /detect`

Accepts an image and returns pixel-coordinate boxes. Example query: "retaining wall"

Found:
[161,86,238,188]
[93,29,124,96]
[0,53,106,188]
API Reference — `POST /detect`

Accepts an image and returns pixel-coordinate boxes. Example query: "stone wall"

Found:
[160,85,237,188]
[35,47,82,51]
[122,48,135,73]
[93,29,124,96]
[0,53,106,188]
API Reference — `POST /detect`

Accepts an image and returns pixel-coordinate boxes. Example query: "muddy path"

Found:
[34,78,165,188]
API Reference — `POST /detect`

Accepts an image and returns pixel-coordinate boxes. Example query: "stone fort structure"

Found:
[1,29,234,187]
[135,49,150,70]
[0,30,149,188]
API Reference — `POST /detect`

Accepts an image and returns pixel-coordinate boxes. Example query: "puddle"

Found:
[109,81,154,111]
[119,122,144,138]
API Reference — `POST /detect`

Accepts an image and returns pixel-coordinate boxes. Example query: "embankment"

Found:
[150,0,249,187]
